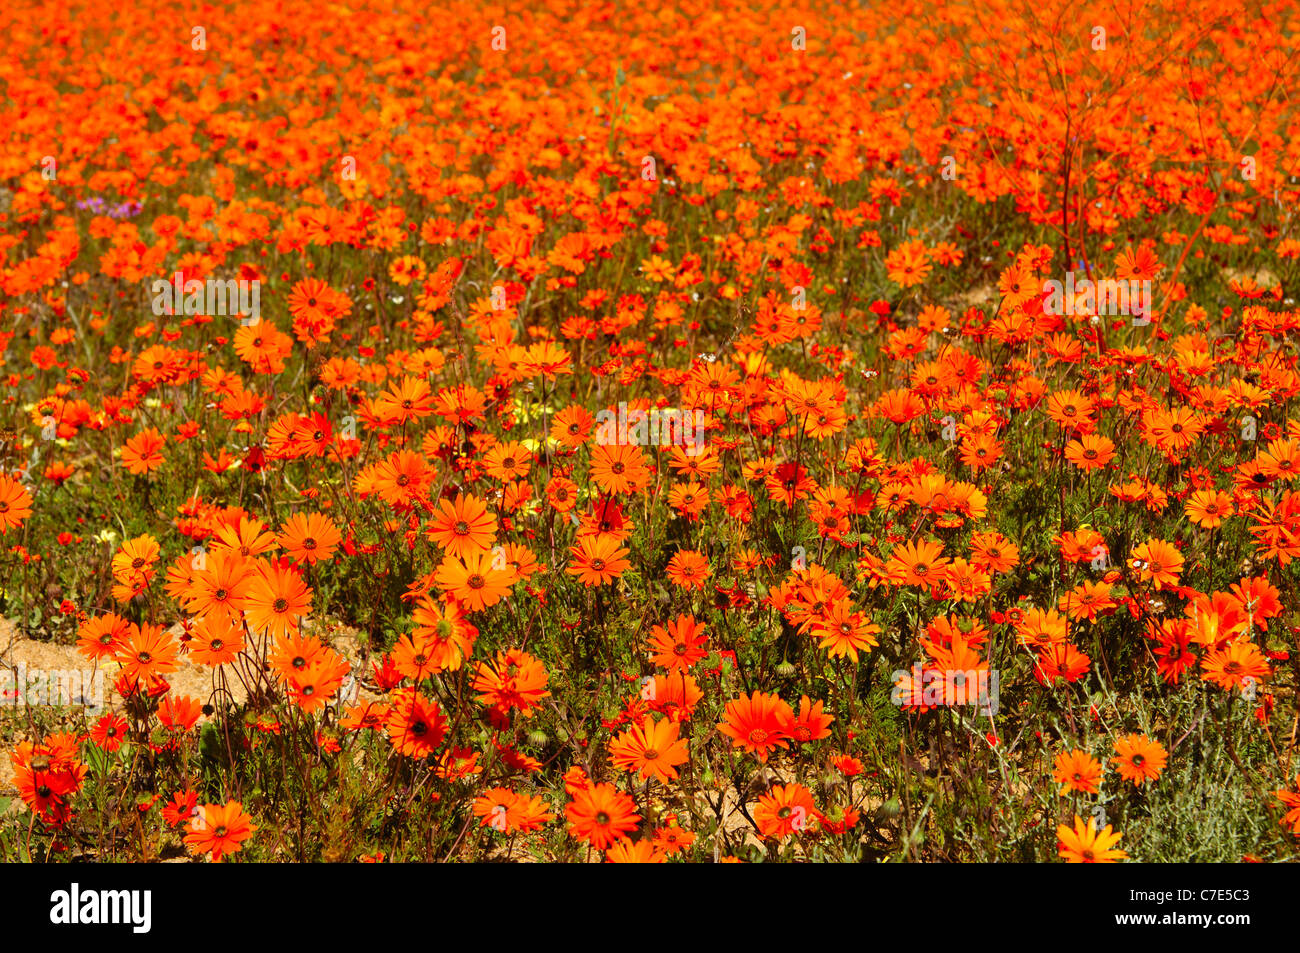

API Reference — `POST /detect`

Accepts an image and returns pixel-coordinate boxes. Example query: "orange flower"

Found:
[605,837,665,863]
[1129,538,1184,590]
[1052,749,1102,794]
[550,406,595,449]
[158,695,203,732]
[111,534,160,585]
[115,623,180,687]
[385,688,448,758]
[588,443,650,495]
[185,801,257,862]
[667,481,710,520]
[1200,640,1271,693]
[426,492,497,559]
[1256,437,1300,481]
[482,439,532,481]
[472,788,555,834]
[182,548,254,623]
[189,614,245,666]
[211,516,278,558]
[717,691,794,762]
[269,632,328,684]
[287,652,350,713]
[874,388,926,426]
[233,321,292,374]
[647,672,703,722]
[436,550,516,610]
[276,512,342,564]
[1112,733,1168,787]
[1014,607,1069,649]
[391,632,441,683]
[370,450,434,508]
[609,716,690,784]
[244,561,313,639]
[1185,490,1233,529]
[566,534,631,586]
[410,595,477,671]
[1058,582,1116,623]
[1276,777,1300,835]
[0,473,34,533]
[647,614,708,671]
[970,532,1020,573]
[885,240,931,287]
[566,782,641,850]
[959,433,1002,471]
[754,784,818,839]
[376,376,434,424]
[473,649,551,715]
[76,612,131,662]
[653,821,696,856]
[789,695,834,743]
[1044,390,1095,431]
[121,427,166,474]
[545,476,580,512]
[1142,407,1204,458]
[1064,434,1116,471]
[1057,815,1127,863]
[812,598,880,662]
[887,539,949,587]
[665,549,710,590]
[1033,642,1092,684]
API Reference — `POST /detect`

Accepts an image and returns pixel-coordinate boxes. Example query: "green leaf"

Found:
[83,743,110,774]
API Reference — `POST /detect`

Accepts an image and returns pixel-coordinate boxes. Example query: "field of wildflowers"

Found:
[2,0,1300,867]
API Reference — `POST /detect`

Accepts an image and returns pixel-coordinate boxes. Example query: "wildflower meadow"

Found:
[1,0,1299,890]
